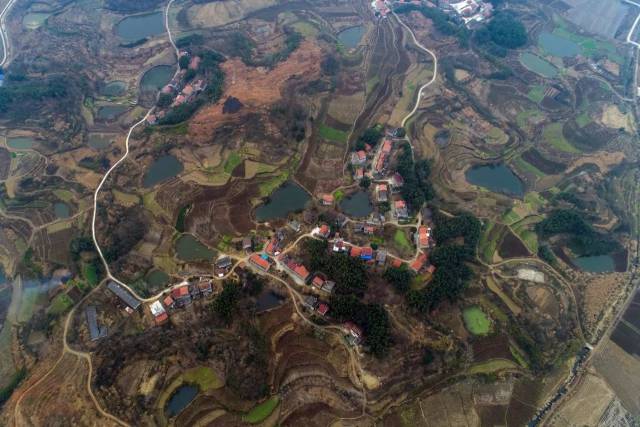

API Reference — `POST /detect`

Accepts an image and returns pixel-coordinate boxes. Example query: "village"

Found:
[372,0,493,27]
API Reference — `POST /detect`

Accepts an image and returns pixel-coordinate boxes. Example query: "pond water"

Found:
[255,181,310,222]
[520,52,558,78]
[101,81,127,97]
[175,234,215,262]
[434,129,450,147]
[465,164,524,197]
[146,270,170,287]
[140,65,174,92]
[338,25,365,48]
[53,202,71,219]
[23,12,50,29]
[142,155,183,187]
[573,255,615,273]
[165,384,198,418]
[96,105,128,121]
[339,191,373,218]
[7,137,37,149]
[115,12,165,43]
[256,291,285,313]
[87,133,117,150]
[538,31,580,57]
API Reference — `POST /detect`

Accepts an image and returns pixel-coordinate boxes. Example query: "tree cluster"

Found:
[102,206,149,263]
[305,239,367,295]
[396,143,434,212]
[383,266,414,294]
[354,126,383,151]
[228,28,302,68]
[211,280,240,324]
[475,12,527,57]
[394,3,469,46]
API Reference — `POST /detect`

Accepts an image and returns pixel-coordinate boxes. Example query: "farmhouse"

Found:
[85,306,107,341]
[171,284,192,307]
[249,254,271,272]
[395,200,409,219]
[107,281,141,310]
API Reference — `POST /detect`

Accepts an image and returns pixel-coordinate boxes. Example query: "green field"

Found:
[467,359,519,375]
[183,366,223,390]
[319,124,349,143]
[542,123,579,153]
[242,396,280,424]
[83,263,99,286]
[575,112,591,128]
[514,156,545,178]
[394,229,412,251]
[478,221,501,263]
[501,209,521,226]
[333,189,345,202]
[462,306,491,335]
[553,24,623,64]
[47,293,73,315]
[527,85,546,103]
[223,152,242,174]
[516,109,544,131]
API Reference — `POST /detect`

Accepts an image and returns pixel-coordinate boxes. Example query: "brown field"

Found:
[548,372,614,426]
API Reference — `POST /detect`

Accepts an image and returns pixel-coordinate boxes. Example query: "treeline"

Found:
[228,28,302,68]
[475,12,527,57]
[304,239,391,357]
[394,3,468,46]
[354,125,383,151]
[407,211,481,312]
[0,368,27,407]
[211,274,266,324]
[535,209,621,256]
[0,75,70,119]
[396,142,434,212]
[105,0,163,12]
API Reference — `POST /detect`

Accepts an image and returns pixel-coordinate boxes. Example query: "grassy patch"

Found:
[516,109,544,131]
[291,21,318,37]
[485,276,522,315]
[367,75,380,93]
[47,293,73,315]
[242,396,280,424]
[82,263,99,286]
[393,229,412,251]
[478,221,499,263]
[53,189,74,202]
[478,296,509,323]
[333,189,345,202]
[527,85,546,103]
[183,367,223,390]
[553,25,623,64]
[462,306,491,335]
[524,192,546,211]
[113,190,140,207]
[514,156,545,178]
[258,172,289,197]
[501,209,521,225]
[575,112,591,128]
[319,124,349,143]
[510,345,529,369]
[223,152,242,174]
[467,359,519,375]
[542,123,579,153]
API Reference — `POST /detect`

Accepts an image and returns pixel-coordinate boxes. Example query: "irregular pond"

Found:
[338,25,365,48]
[115,11,165,43]
[256,291,285,313]
[87,133,117,150]
[53,202,71,219]
[339,190,373,218]
[140,65,174,92]
[520,52,558,78]
[165,384,198,418]
[175,234,215,262]
[96,105,128,121]
[23,12,50,29]
[7,137,37,150]
[538,31,580,57]
[573,255,615,273]
[142,155,183,187]
[255,181,310,222]
[146,269,170,287]
[101,81,127,97]
[466,164,524,197]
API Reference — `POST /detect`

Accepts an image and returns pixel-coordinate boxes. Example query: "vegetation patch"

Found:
[319,124,349,143]
[223,152,242,174]
[47,293,73,315]
[242,396,280,424]
[183,367,223,390]
[521,148,566,175]
[527,85,546,103]
[542,123,579,153]
[467,359,519,375]
[462,306,491,335]
[393,229,412,251]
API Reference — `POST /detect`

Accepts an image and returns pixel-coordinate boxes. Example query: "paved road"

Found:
[0,0,16,67]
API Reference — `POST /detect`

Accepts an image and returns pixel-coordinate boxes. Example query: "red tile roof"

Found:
[362,247,373,257]
[163,295,174,307]
[378,184,388,192]
[322,194,334,204]
[154,312,168,325]
[172,286,189,299]
[250,254,270,270]
[381,139,393,153]
[395,200,406,209]
[392,258,403,268]
[317,303,329,316]
[312,276,324,288]
[418,226,429,247]
[294,264,310,280]
[350,246,362,257]
[319,224,330,236]
[410,253,428,272]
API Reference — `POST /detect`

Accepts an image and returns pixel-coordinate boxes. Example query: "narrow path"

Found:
[0,0,16,67]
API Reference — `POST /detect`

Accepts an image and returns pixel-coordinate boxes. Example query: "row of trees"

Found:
[396,142,434,212]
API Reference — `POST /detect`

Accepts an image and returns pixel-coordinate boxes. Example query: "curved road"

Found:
[0,0,16,67]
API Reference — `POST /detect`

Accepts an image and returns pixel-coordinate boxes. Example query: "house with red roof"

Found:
[163,295,175,309]
[351,150,367,166]
[249,254,271,272]
[171,284,192,306]
[189,56,201,70]
[312,276,325,290]
[283,258,310,284]
[416,226,430,248]
[361,247,374,261]
[344,321,363,345]
[316,303,329,316]
[377,184,388,202]
[410,252,428,272]
[395,199,409,219]
[318,224,331,239]
[321,194,334,206]
[381,139,393,154]
[350,246,362,258]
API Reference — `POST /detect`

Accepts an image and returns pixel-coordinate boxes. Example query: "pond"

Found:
[115,11,165,43]
[255,181,310,222]
[520,52,558,78]
[573,255,615,273]
[22,12,50,29]
[465,164,524,197]
[140,65,174,92]
[96,105,128,121]
[165,384,198,418]
[175,234,215,262]
[338,25,365,49]
[101,81,127,97]
[146,269,170,287]
[538,31,580,57]
[434,129,450,147]
[7,137,37,150]
[142,155,183,187]
[462,306,491,335]
[339,191,373,218]
[256,291,285,313]
[53,202,71,219]
[87,133,117,150]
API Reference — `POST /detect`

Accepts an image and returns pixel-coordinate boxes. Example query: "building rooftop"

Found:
[107,281,141,309]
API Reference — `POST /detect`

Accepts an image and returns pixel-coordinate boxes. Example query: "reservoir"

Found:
[96,105,128,121]
[255,182,310,222]
[520,53,558,78]
[339,191,373,217]
[53,202,71,219]
[7,137,36,150]
[573,255,615,273]
[146,269,170,287]
[338,25,365,48]
[175,234,215,262]
[538,31,580,57]
[141,65,174,92]
[115,12,165,43]
[101,81,127,97]
[142,155,183,187]
[165,384,198,417]
[466,164,524,197]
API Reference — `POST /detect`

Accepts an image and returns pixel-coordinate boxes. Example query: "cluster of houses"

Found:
[439,0,493,27]
[149,278,214,325]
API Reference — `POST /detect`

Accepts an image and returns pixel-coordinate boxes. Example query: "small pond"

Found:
[175,234,215,262]
[101,81,127,97]
[146,270,170,287]
[465,164,524,197]
[538,31,580,57]
[338,25,365,49]
[142,155,183,187]
[87,133,117,150]
[7,137,37,150]
[140,65,174,92]
[165,384,198,418]
[339,191,373,218]
[96,105,128,121]
[53,202,71,219]
[256,291,285,313]
[573,255,615,273]
[520,52,558,78]
[462,306,491,336]
[115,11,165,43]
[23,12,50,29]
[434,129,450,147]
[255,181,310,222]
